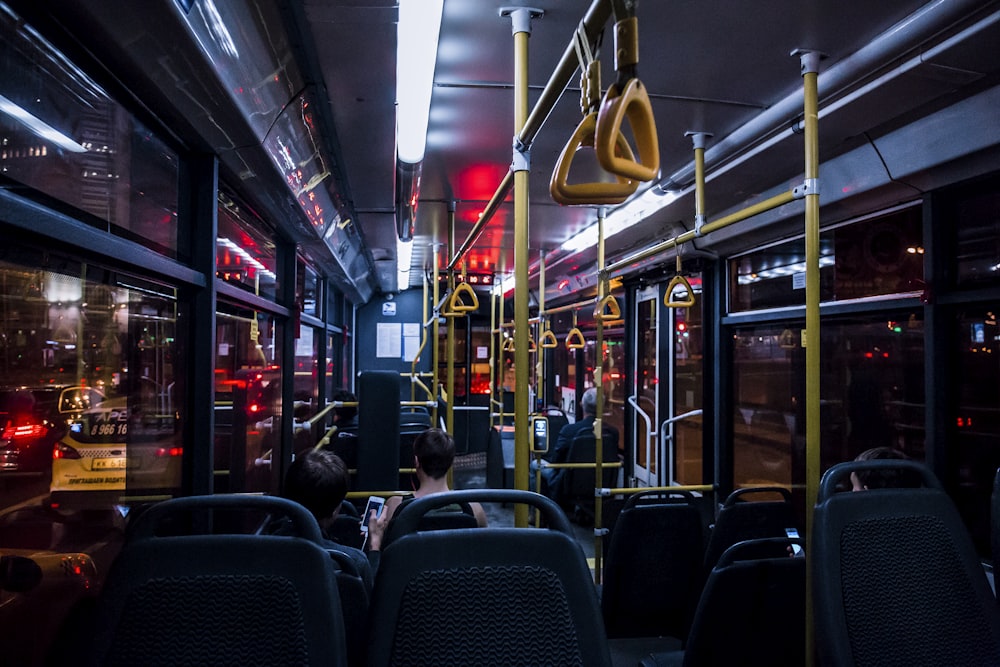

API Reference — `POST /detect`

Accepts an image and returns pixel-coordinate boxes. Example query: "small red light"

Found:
[864,352,874,359]
[677,322,687,332]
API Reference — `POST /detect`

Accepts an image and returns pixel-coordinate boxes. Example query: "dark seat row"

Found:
[75,490,612,667]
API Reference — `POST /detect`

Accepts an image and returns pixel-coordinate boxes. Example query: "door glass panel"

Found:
[633,293,657,481]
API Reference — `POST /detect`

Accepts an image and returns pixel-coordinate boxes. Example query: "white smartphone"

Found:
[785,527,803,556]
[360,496,385,533]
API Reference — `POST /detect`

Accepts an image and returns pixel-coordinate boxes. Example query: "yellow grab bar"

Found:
[565,327,587,349]
[539,329,558,348]
[502,337,515,352]
[596,77,659,182]
[443,281,479,317]
[595,294,622,322]
[550,112,638,206]
[664,274,696,308]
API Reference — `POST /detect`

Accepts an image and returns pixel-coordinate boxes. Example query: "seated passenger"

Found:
[850,446,920,490]
[368,428,487,550]
[530,387,619,505]
[280,449,377,588]
[331,388,358,430]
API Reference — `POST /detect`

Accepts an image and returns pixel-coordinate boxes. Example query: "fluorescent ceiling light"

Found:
[396,0,444,164]
[560,187,681,253]
[0,94,87,153]
[396,236,413,291]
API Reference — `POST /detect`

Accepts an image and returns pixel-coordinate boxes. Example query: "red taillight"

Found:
[53,442,82,460]
[248,403,261,414]
[156,447,183,458]
[1,422,46,440]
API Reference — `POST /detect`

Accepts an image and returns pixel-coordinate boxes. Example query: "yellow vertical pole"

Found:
[594,208,607,584]
[687,131,711,236]
[505,7,541,528]
[799,49,822,667]
[446,210,456,437]
[536,253,546,406]
[432,212,441,424]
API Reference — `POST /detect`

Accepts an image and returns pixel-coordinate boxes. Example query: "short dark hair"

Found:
[413,428,454,480]
[332,389,357,423]
[853,447,917,489]
[284,449,348,520]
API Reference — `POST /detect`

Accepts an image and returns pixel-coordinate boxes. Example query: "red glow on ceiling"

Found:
[457,163,508,201]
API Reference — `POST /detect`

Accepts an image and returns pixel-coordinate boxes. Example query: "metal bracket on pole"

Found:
[791,48,826,76]
[512,137,531,172]
[500,6,544,35]
[793,178,820,199]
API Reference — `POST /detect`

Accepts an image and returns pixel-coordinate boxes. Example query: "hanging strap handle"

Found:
[665,255,696,308]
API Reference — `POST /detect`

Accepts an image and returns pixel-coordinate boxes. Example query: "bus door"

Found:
[630,286,659,486]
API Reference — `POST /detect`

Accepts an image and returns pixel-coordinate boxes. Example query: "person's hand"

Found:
[366,506,390,552]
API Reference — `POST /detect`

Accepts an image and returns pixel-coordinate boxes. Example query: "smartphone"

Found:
[785,527,803,556]
[361,496,385,533]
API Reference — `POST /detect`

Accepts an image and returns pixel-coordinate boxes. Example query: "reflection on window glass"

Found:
[730,205,923,311]
[213,306,282,494]
[0,251,183,664]
[954,183,1000,288]
[0,5,180,256]
[954,306,1000,555]
[217,191,278,301]
[293,326,319,452]
[300,260,319,317]
[732,314,924,521]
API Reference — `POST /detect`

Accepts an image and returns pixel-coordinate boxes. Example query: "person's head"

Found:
[284,449,349,520]
[332,389,357,424]
[581,387,598,417]
[413,427,454,480]
[850,447,912,491]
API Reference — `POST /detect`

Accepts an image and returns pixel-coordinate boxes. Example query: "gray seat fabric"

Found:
[601,491,704,640]
[814,459,1000,667]
[639,537,805,667]
[83,495,347,667]
[368,489,612,667]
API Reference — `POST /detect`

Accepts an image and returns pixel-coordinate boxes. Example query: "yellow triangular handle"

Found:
[664,274,696,308]
[565,327,587,350]
[596,78,659,182]
[595,294,622,322]
[540,329,558,348]
[550,112,638,206]
[528,336,537,352]
[444,282,479,317]
[502,337,515,352]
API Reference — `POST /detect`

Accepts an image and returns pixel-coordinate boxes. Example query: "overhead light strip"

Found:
[396,0,444,164]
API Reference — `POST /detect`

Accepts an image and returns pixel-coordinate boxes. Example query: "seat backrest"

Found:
[814,460,1000,667]
[560,430,619,501]
[602,491,705,640]
[381,497,480,548]
[85,495,347,667]
[703,486,797,571]
[368,489,612,667]
[682,537,805,667]
[325,547,370,667]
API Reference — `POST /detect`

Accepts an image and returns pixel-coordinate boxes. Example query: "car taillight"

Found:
[1,422,46,440]
[156,447,183,457]
[53,442,82,460]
